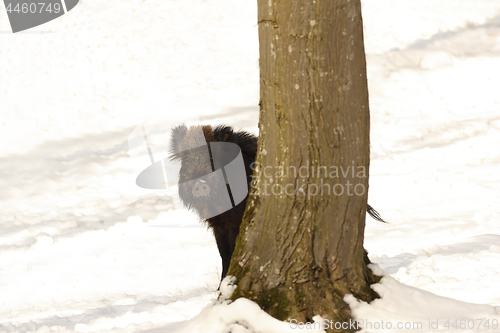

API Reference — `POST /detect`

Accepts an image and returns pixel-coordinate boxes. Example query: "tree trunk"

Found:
[228,0,379,331]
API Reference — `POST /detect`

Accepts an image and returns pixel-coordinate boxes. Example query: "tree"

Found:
[228,0,379,331]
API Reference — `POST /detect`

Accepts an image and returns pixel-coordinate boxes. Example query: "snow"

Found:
[1,0,500,332]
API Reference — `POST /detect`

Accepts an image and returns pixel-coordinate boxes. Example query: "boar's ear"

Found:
[169,124,188,159]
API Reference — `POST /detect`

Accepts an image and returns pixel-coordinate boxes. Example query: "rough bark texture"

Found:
[228,0,379,331]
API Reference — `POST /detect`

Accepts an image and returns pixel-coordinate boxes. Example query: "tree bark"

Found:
[228,0,379,331]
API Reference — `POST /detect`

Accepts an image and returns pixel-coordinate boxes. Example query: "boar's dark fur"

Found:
[170,124,257,281]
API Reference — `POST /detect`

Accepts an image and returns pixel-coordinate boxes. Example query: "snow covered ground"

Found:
[1,0,500,332]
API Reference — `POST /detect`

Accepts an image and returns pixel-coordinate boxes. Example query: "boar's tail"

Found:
[367,204,387,223]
